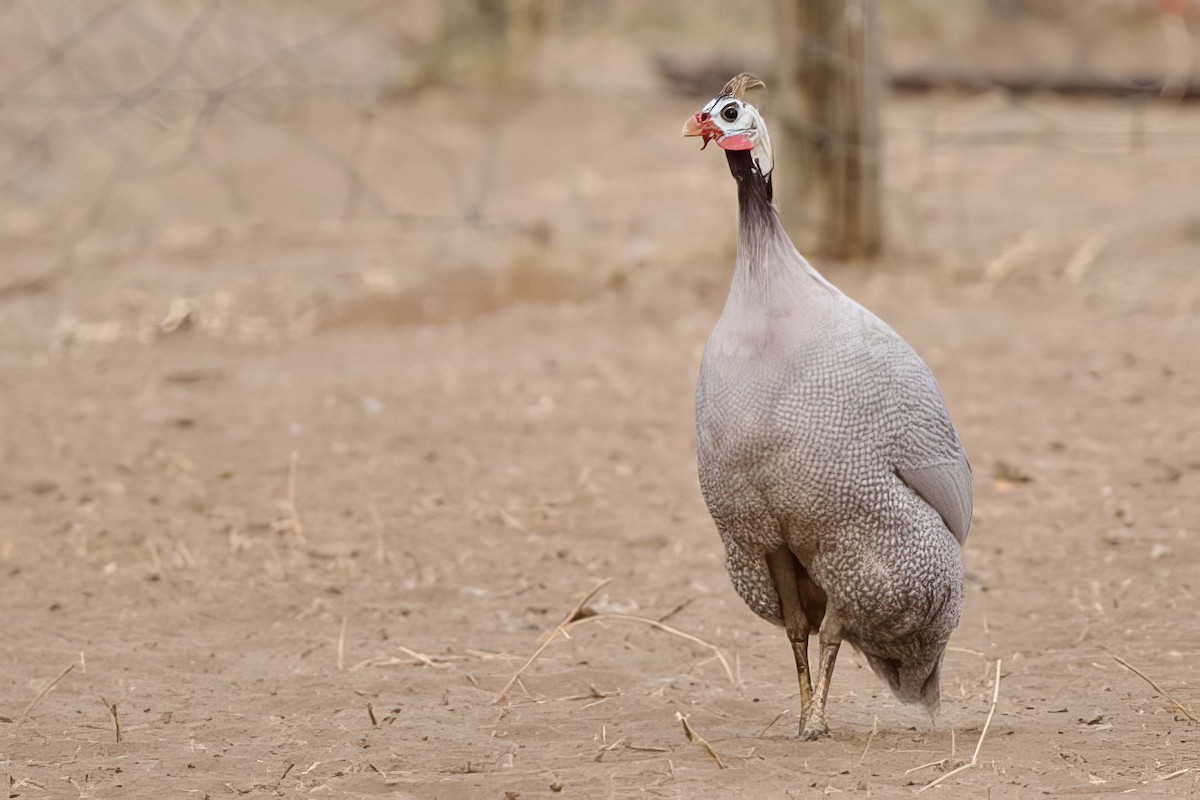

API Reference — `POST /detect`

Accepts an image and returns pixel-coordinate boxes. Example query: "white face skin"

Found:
[698,95,774,177]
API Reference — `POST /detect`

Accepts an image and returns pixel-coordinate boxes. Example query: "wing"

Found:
[897,456,973,545]
[857,308,974,545]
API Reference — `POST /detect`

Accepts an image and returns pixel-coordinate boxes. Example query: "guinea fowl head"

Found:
[683,73,790,275]
[682,73,774,186]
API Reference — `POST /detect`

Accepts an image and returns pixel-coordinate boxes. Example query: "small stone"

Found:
[1101,529,1128,546]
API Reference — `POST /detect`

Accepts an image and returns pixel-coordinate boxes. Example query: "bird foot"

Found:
[799,719,829,741]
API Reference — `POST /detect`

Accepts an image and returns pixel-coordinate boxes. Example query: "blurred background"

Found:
[3,3,1200,795]
[3,0,1198,350]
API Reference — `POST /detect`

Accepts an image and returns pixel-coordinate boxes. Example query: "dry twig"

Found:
[904,758,949,776]
[756,708,792,737]
[19,664,75,720]
[859,715,879,765]
[657,597,694,624]
[336,615,349,671]
[1112,655,1197,722]
[916,658,1002,794]
[100,696,122,743]
[571,613,737,687]
[676,712,726,769]
[595,737,626,762]
[367,503,391,566]
[496,580,738,703]
[396,645,455,667]
[537,577,613,646]
[349,647,463,671]
[287,450,308,546]
[495,578,612,702]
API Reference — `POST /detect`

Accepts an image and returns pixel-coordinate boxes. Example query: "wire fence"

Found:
[0,1,446,260]
[1,0,1196,279]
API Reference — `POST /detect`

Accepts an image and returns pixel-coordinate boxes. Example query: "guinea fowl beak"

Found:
[683,111,755,152]
[682,112,719,149]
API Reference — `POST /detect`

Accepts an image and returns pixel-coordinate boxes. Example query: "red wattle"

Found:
[716,133,754,151]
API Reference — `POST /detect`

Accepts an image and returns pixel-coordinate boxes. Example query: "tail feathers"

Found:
[863,651,944,720]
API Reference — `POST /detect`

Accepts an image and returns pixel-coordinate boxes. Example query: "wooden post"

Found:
[423,0,547,88]
[774,0,883,259]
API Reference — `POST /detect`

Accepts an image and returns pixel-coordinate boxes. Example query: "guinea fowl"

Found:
[683,74,972,740]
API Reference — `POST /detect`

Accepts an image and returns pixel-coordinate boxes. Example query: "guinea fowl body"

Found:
[694,142,971,731]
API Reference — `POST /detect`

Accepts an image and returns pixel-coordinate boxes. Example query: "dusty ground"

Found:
[2,85,1200,799]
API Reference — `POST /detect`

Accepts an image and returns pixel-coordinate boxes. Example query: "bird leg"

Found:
[765,546,814,724]
[800,625,842,740]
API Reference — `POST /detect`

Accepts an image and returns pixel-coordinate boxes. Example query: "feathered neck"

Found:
[726,149,781,272]
[724,149,837,300]
[726,149,773,208]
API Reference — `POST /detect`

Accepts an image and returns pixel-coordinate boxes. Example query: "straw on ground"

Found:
[676,711,726,769]
[916,658,1002,794]
[18,664,75,721]
[495,578,736,703]
[1112,654,1197,722]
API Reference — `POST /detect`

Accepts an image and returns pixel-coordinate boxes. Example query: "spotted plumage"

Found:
[683,74,971,739]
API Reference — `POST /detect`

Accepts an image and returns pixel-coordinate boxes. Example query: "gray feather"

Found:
[897,458,973,545]
[695,148,971,716]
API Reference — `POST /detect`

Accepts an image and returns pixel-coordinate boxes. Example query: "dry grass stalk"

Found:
[497,579,738,703]
[367,503,391,566]
[904,758,949,776]
[536,577,614,646]
[495,577,612,703]
[9,778,46,792]
[551,684,617,703]
[947,646,984,658]
[1062,233,1107,283]
[287,450,308,546]
[337,616,348,671]
[1112,655,1198,722]
[19,664,75,720]
[100,696,121,743]
[859,715,879,765]
[676,712,727,769]
[570,613,737,687]
[595,737,626,762]
[1158,767,1191,782]
[396,646,455,667]
[464,649,515,661]
[657,597,694,624]
[349,647,462,671]
[581,695,613,710]
[756,708,792,737]
[916,658,1002,794]
[494,628,568,702]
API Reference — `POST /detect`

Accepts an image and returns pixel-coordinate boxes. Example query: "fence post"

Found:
[774,0,883,259]
[422,0,547,88]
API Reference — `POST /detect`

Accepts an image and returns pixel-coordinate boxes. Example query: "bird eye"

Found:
[721,104,739,122]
